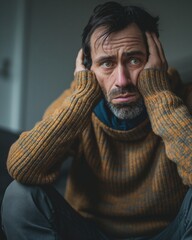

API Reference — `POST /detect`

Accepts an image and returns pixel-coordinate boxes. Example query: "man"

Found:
[2,1,192,239]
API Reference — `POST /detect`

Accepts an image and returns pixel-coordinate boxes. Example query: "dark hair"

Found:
[82,1,159,69]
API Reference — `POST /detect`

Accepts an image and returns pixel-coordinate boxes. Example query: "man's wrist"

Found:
[138,69,171,97]
[74,70,102,100]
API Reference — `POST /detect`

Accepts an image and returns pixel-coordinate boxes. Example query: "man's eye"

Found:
[129,58,140,65]
[101,61,114,68]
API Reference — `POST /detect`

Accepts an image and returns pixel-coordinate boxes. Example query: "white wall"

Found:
[1,0,192,132]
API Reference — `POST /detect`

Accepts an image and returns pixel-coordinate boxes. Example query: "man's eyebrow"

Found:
[94,56,116,64]
[94,51,145,63]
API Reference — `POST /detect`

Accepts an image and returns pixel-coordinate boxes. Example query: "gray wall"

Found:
[1,0,192,132]
[0,0,16,130]
[23,0,106,130]
[0,0,25,131]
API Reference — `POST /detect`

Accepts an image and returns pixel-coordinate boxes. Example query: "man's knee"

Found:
[2,180,53,226]
[2,180,39,203]
[2,181,37,219]
[1,181,61,239]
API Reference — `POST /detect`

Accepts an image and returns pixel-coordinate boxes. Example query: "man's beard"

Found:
[104,86,145,120]
[107,99,145,120]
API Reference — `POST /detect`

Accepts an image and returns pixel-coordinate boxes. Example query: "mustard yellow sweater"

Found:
[7,69,192,238]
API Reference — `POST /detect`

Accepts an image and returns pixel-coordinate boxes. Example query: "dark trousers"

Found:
[1,181,192,240]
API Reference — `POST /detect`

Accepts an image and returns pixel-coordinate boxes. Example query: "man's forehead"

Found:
[90,23,145,53]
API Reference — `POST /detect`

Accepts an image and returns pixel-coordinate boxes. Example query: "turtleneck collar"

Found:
[93,98,149,131]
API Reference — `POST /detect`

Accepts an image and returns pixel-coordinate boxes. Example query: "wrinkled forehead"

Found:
[90,23,146,54]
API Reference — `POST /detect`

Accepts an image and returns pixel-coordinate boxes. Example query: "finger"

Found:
[76,49,84,65]
[145,32,161,69]
[146,32,159,57]
[152,33,168,71]
[74,49,86,76]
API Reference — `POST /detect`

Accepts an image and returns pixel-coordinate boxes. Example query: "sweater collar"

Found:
[93,98,149,131]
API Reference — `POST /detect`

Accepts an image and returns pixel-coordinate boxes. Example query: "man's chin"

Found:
[107,100,145,120]
[111,102,137,108]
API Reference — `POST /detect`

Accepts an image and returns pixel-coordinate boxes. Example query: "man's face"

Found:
[90,23,148,119]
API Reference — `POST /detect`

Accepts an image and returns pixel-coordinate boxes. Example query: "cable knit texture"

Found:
[7,69,192,238]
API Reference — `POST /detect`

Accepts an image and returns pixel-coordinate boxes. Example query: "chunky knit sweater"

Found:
[7,68,192,238]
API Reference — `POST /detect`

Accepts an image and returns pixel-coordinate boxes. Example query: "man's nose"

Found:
[115,65,131,88]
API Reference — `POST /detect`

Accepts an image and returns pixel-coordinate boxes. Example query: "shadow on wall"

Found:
[172,55,192,83]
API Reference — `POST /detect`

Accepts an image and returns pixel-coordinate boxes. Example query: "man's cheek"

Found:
[94,71,105,86]
[132,68,145,84]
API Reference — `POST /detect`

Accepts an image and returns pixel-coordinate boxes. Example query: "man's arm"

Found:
[7,50,102,184]
[138,32,192,185]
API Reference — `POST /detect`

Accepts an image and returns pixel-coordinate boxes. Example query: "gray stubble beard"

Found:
[107,98,145,120]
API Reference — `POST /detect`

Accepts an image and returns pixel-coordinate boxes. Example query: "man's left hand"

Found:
[144,32,168,72]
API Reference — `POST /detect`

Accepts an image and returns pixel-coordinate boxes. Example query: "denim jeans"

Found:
[1,181,192,240]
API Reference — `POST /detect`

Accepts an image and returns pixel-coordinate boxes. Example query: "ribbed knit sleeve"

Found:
[7,71,101,184]
[138,69,192,185]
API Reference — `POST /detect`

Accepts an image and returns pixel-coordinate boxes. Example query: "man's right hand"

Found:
[74,49,86,76]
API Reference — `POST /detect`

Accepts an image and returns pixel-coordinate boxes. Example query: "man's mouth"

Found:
[111,93,139,104]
